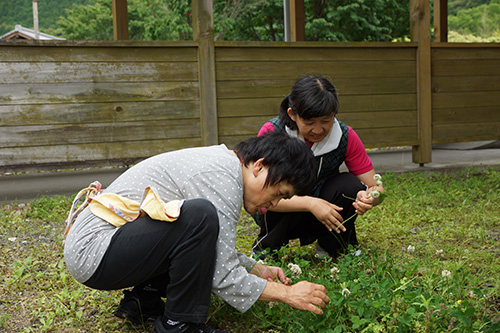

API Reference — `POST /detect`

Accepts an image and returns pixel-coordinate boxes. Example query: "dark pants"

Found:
[254,173,366,257]
[84,198,219,323]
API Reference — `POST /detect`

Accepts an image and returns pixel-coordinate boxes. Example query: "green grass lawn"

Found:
[1,168,499,332]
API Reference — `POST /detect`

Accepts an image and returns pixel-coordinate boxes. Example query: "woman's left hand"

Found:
[251,263,292,285]
[352,190,375,215]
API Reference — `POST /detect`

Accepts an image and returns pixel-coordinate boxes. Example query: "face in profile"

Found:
[242,159,294,214]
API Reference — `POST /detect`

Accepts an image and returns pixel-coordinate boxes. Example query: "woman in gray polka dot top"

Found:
[64,132,330,332]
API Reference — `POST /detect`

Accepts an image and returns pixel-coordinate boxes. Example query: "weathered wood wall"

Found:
[431,44,500,143]
[215,42,418,149]
[0,41,202,170]
[0,40,499,171]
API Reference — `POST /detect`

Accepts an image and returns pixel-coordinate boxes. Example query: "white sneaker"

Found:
[351,249,362,256]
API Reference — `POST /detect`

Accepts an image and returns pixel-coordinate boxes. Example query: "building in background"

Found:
[0,25,65,40]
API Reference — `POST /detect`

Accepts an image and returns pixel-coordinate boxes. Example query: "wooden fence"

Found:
[0,40,499,172]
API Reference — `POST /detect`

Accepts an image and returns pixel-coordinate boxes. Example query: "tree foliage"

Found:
[448,0,491,16]
[303,0,409,41]
[56,0,192,40]
[0,0,88,37]
[448,0,500,37]
[55,0,410,41]
[213,0,409,42]
[4,0,499,42]
[214,0,285,41]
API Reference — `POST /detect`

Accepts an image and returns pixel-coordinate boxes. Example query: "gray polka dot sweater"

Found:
[64,145,267,312]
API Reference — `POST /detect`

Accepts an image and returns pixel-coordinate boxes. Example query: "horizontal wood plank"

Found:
[432,91,500,109]
[216,61,415,80]
[218,111,417,137]
[0,45,198,62]
[355,127,419,147]
[0,138,202,168]
[433,106,500,124]
[433,122,500,143]
[0,62,198,84]
[432,76,500,93]
[217,94,416,117]
[0,119,201,148]
[0,82,199,104]
[215,46,416,62]
[432,59,500,76]
[216,77,416,99]
[217,97,282,117]
[432,46,500,60]
[215,41,417,48]
[0,101,200,126]
[337,111,417,128]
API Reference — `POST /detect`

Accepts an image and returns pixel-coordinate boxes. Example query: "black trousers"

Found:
[254,173,366,257]
[84,198,219,323]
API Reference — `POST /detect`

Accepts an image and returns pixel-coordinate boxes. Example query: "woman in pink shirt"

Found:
[252,75,385,259]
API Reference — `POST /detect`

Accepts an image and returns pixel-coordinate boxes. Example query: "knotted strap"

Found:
[63,181,102,242]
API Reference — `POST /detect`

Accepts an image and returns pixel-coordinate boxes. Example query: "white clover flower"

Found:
[376,180,383,186]
[436,249,443,255]
[442,270,452,278]
[370,190,381,199]
[373,174,382,181]
[341,288,351,297]
[468,290,476,298]
[288,263,302,279]
[407,245,415,252]
[268,301,278,309]
[331,267,340,275]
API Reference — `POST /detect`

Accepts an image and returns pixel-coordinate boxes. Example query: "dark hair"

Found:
[279,75,340,130]
[233,132,317,196]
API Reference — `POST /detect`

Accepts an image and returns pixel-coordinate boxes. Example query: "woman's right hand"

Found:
[308,197,344,233]
[284,281,330,315]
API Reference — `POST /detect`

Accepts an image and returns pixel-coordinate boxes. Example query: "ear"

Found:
[252,158,265,177]
[287,107,297,122]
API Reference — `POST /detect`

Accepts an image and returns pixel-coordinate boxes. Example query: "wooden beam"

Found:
[410,0,432,165]
[32,0,39,39]
[290,0,305,42]
[112,0,129,40]
[434,0,448,42]
[192,0,218,146]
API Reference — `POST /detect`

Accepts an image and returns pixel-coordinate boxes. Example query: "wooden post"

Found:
[32,0,39,39]
[290,0,305,41]
[112,0,129,40]
[192,0,218,146]
[433,0,448,42]
[410,0,432,165]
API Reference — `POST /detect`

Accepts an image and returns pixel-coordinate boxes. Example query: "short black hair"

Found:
[279,75,339,130]
[233,131,317,196]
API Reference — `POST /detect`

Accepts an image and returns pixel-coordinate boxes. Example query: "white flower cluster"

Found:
[442,269,452,278]
[370,174,383,199]
[341,288,351,297]
[268,301,278,309]
[330,266,340,280]
[288,263,302,279]
[406,245,416,252]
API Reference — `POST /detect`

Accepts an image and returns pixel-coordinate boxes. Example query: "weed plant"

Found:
[0,168,499,332]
